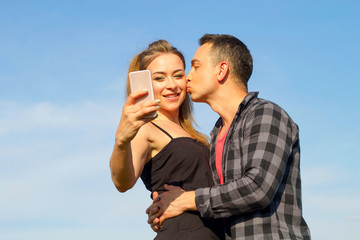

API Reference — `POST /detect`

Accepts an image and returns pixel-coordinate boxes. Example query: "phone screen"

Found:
[129,70,157,118]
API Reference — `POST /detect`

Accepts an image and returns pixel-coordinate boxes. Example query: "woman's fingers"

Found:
[126,89,160,114]
[116,94,160,143]
[124,99,160,120]
[125,89,149,106]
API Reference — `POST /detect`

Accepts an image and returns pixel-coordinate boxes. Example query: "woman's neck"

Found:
[155,111,180,125]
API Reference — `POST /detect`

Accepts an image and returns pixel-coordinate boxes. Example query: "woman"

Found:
[110,40,224,239]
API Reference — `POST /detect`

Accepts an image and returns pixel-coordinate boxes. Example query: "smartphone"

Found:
[129,70,158,119]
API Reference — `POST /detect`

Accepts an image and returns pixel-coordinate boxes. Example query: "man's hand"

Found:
[146,184,197,232]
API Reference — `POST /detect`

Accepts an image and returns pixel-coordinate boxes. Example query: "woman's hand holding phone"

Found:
[115,90,160,146]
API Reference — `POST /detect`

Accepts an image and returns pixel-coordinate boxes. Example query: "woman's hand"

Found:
[146,185,197,232]
[115,90,160,146]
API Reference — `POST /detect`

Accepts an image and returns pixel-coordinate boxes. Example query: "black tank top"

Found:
[140,122,224,240]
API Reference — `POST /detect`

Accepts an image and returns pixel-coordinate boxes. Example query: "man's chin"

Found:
[189,94,202,103]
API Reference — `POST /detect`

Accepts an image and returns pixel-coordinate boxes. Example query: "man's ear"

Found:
[217,62,229,82]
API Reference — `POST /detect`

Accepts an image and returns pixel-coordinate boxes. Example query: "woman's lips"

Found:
[163,93,180,100]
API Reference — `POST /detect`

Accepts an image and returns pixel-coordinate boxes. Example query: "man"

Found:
[147,34,311,239]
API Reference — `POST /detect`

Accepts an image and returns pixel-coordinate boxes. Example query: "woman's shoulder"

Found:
[135,122,156,141]
[135,121,168,145]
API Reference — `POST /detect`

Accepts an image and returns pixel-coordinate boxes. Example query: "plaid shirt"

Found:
[195,92,311,239]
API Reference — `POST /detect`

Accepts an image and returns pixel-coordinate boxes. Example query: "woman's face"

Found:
[146,53,186,117]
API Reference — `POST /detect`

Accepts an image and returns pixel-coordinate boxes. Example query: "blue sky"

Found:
[1,1,359,239]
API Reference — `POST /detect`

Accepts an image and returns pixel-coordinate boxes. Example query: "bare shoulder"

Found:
[140,122,173,158]
[128,123,157,164]
[133,122,156,143]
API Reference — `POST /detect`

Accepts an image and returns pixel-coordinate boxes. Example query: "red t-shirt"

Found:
[215,128,229,185]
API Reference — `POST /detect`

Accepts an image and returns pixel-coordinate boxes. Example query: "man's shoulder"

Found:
[242,93,280,111]
[242,96,297,126]
[251,96,281,108]
[248,97,288,116]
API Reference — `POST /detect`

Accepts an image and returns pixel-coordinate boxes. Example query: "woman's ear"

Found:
[217,61,229,82]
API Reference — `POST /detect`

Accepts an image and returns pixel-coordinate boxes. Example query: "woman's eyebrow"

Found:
[152,69,184,75]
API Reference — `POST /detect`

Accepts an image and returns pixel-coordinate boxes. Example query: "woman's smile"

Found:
[163,92,180,101]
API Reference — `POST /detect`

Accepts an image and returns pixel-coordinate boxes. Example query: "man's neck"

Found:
[209,86,247,129]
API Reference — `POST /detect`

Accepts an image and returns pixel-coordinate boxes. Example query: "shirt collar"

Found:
[234,91,259,121]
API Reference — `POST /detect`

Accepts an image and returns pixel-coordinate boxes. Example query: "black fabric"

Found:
[141,124,224,240]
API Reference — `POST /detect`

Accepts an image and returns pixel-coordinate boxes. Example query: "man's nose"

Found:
[186,72,191,82]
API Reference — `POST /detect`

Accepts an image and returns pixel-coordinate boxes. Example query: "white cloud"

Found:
[0,100,123,135]
[345,216,360,222]
[303,192,360,240]
[301,165,345,187]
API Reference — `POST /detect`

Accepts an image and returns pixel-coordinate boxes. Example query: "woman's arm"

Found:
[110,129,150,192]
[110,90,160,192]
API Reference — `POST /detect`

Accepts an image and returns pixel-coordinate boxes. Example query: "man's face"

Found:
[186,43,217,103]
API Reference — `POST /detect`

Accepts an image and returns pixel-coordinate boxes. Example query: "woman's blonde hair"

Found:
[126,40,209,148]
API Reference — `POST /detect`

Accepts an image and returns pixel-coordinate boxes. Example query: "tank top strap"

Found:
[151,122,173,140]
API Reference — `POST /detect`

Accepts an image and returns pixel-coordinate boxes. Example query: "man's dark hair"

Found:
[199,34,253,88]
